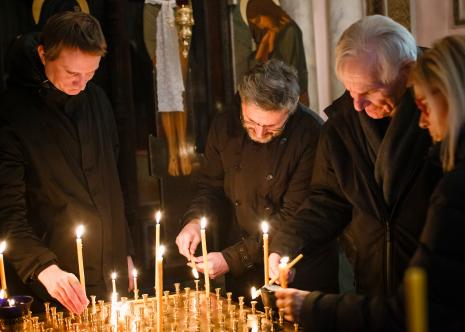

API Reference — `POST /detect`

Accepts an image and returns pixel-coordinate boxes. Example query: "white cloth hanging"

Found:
[145,0,185,112]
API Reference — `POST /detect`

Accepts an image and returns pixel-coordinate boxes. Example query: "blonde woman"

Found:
[275,35,465,332]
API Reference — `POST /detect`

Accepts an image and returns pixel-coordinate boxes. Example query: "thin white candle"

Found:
[75,225,86,290]
[0,241,7,292]
[261,221,269,285]
[155,210,161,287]
[111,272,117,295]
[133,269,138,300]
[200,217,210,297]
[156,245,165,332]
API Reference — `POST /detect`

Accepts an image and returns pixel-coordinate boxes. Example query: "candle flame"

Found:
[132,269,138,278]
[279,256,289,267]
[200,217,207,229]
[0,241,6,254]
[155,210,162,224]
[261,221,269,234]
[251,286,259,299]
[0,289,5,299]
[75,225,84,239]
[111,272,117,280]
[157,245,165,259]
[192,267,199,279]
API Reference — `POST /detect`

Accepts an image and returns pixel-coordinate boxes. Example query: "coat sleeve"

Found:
[270,123,353,256]
[221,235,261,277]
[299,288,405,331]
[0,127,58,282]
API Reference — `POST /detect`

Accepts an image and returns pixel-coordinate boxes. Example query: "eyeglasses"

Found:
[240,111,290,134]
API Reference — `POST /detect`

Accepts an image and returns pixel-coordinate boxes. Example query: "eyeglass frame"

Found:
[240,108,290,134]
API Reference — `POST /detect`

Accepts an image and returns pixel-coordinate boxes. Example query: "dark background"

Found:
[0,0,236,294]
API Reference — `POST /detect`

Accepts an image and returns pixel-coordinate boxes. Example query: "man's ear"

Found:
[399,60,415,86]
[400,60,415,78]
[37,45,46,65]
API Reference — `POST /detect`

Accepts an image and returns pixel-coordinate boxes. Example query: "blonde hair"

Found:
[412,35,465,171]
[335,15,417,85]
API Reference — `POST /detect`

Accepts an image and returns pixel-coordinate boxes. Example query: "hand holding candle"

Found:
[75,225,85,291]
[261,221,269,285]
[0,241,7,293]
[268,253,303,286]
[200,217,210,296]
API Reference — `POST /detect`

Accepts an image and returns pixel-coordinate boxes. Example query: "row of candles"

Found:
[0,212,295,299]
[0,211,300,331]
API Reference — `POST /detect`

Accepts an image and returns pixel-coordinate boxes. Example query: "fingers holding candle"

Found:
[175,219,201,259]
[268,253,303,286]
[193,252,229,279]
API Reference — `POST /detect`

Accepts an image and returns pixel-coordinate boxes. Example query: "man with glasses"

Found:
[175,59,339,299]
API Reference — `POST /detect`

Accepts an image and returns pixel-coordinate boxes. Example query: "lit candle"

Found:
[200,217,210,297]
[405,267,427,332]
[75,225,86,290]
[251,286,259,300]
[279,257,289,288]
[133,269,139,300]
[155,210,161,287]
[192,267,199,280]
[193,268,200,292]
[0,241,7,292]
[156,245,165,332]
[261,221,269,285]
[111,272,117,296]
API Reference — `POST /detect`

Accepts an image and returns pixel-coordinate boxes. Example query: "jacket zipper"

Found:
[385,219,392,294]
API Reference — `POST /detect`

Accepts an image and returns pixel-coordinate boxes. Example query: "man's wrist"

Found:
[33,261,57,281]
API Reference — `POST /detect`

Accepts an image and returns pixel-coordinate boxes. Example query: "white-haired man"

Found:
[270,15,443,330]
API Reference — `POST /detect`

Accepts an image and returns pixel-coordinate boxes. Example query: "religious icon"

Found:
[240,0,309,106]
[144,0,194,177]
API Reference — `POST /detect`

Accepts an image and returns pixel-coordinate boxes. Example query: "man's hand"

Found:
[193,252,229,279]
[275,288,310,322]
[127,256,134,292]
[176,219,201,258]
[269,252,295,285]
[38,264,89,314]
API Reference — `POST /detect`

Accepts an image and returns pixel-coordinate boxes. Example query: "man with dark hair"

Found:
[175,59,338,299]
[0,11,134,314]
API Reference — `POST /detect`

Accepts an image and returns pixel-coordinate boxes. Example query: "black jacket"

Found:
[272,91,442,295]
[0,33,133,303]
[299,138,465,332]
[182,97,338,292]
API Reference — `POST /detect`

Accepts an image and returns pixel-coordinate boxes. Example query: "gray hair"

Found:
[412,35,465,171]
[335,15,417,84]
[238,59,300,113]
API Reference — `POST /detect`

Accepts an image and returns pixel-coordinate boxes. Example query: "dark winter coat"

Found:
[298,137,465,332]
[272,90,443,296]
[182,96,338,295]
[0,33,133,305]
